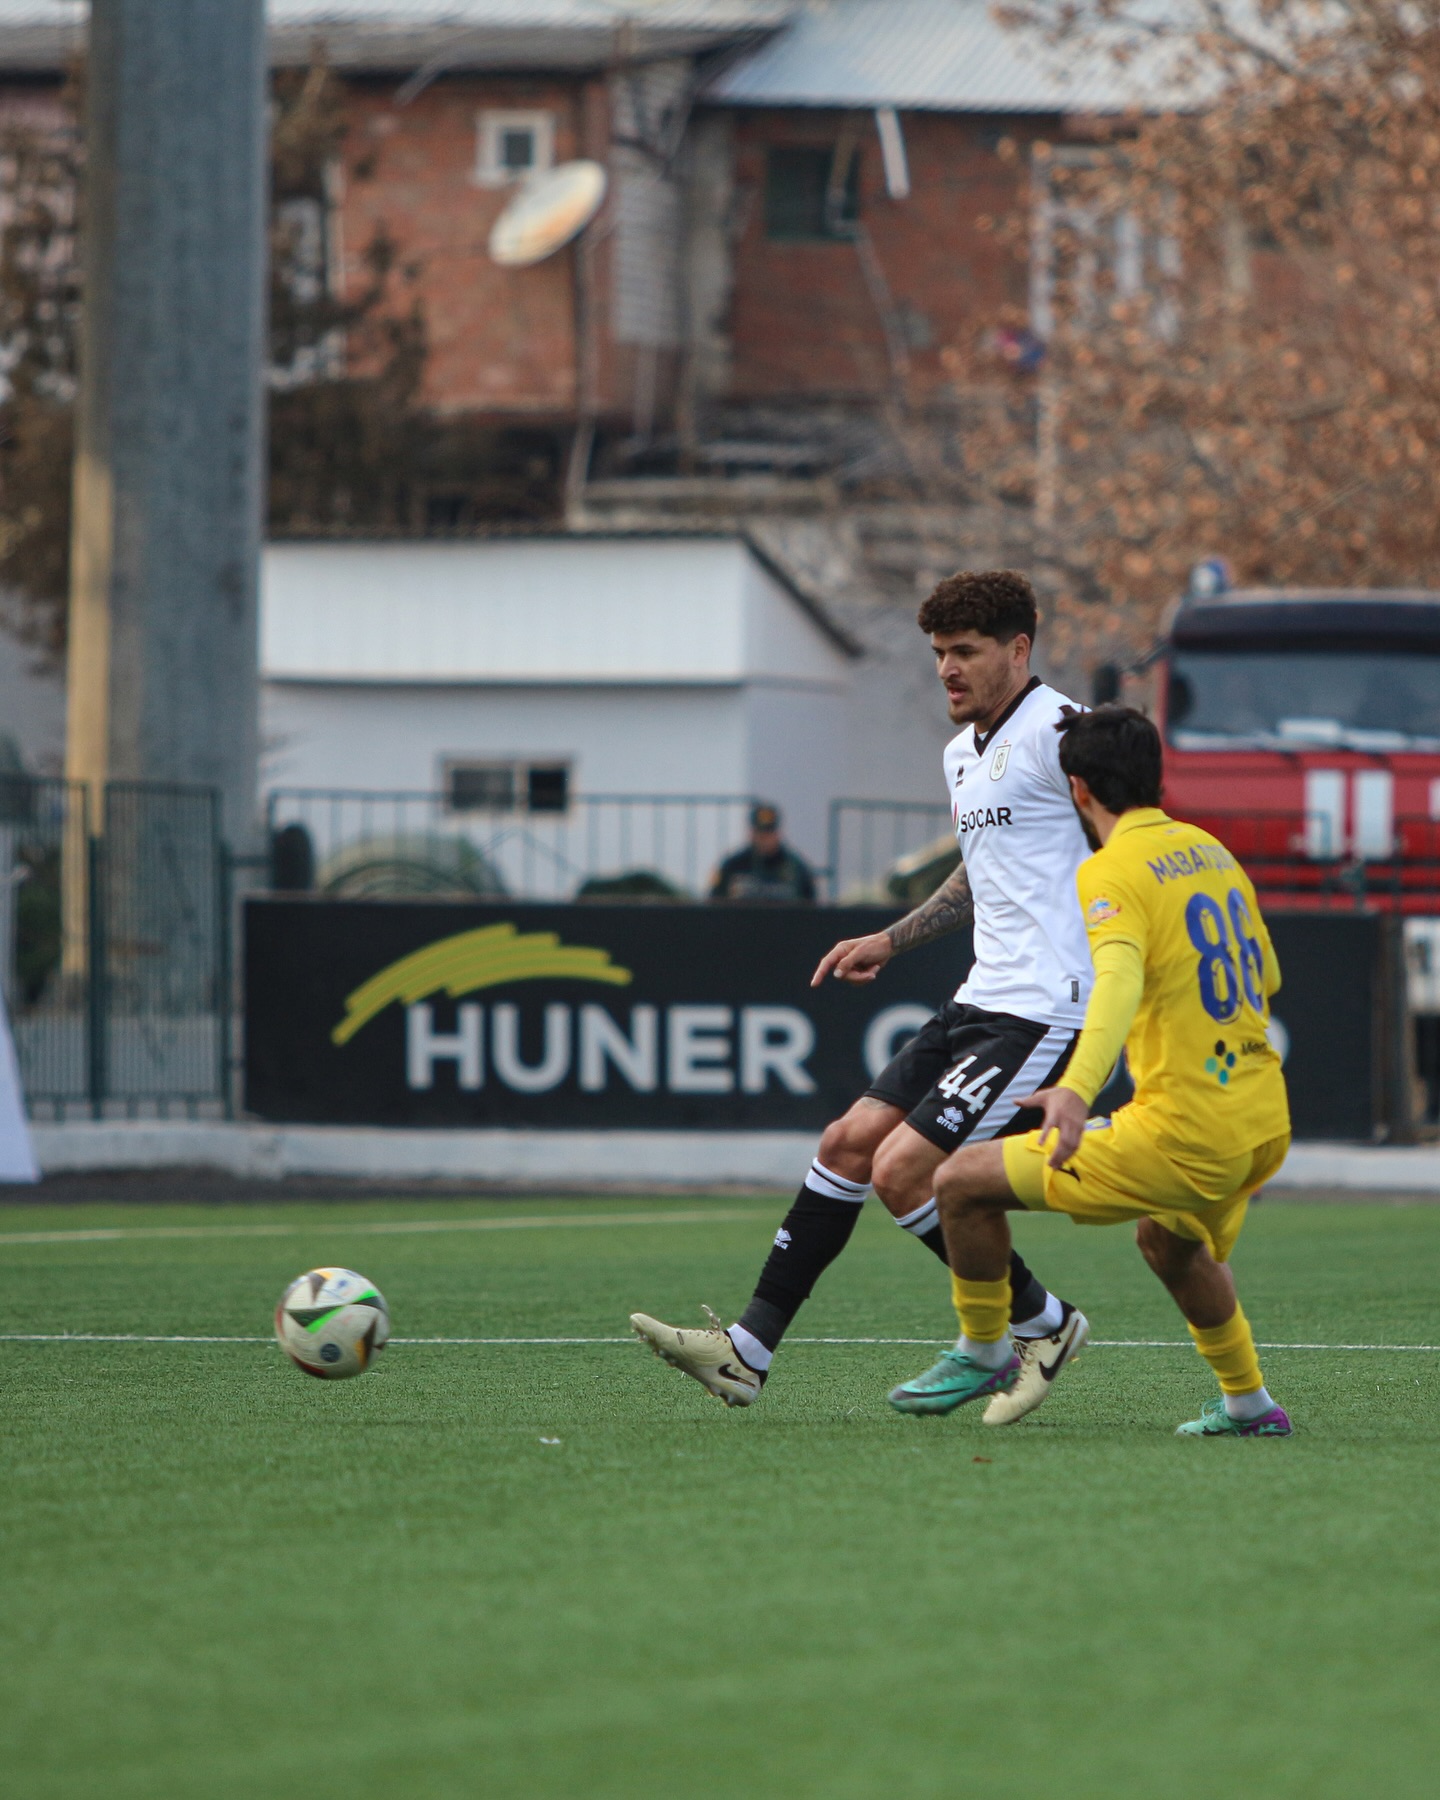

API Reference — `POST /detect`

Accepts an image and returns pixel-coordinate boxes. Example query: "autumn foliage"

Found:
[985,0,1440,672]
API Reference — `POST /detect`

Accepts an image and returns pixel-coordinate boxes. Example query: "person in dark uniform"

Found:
[709,804,817,904]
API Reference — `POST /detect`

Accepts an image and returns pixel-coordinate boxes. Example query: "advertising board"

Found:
[245,902,966,1131]
[244,901,1387,1140]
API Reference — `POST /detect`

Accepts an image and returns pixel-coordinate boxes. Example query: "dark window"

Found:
[764,146,859,241]
[448,764,516,812]
[1166,649,1440,749]
[527,765,570,813]
[445,761,572,815]
[501,127,536,173]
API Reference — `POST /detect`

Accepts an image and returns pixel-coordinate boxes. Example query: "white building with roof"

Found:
[260,532,953,888]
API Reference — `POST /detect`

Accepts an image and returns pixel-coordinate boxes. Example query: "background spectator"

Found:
[710,804,817,904]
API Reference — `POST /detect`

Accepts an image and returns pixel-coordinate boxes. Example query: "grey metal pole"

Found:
[66,0,267,849]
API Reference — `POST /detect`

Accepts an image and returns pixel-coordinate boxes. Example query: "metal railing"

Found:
[0,775,90,1110]
[1188,810,1440,913]
[95,783,226,1110]
[2,777,228,1118]
[12,776,1436,1121]
[264,788,765,903]
[825,800,1440,912]
[827,798,955,903]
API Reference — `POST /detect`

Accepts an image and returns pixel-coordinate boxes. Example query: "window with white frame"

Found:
[443,759,571,815]
[269,191,343,388]
[474,111,555,187]
[1030,147,1180,346]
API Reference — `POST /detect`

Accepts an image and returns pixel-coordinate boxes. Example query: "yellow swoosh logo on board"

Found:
[332,923,632,1045]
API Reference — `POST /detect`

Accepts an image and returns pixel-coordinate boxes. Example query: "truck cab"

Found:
[1156,586,1440,912]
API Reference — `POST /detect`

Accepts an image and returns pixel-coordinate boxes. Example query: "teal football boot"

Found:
[1176,1396,1293,1438]
[888,1347,1021,1416]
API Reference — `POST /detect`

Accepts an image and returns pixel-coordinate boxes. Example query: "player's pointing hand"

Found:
[1016,1084,1089,1170]
[810,931,894,987]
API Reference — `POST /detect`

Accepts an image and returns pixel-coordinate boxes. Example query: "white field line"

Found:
[0,1209,769,1247]
[0,1334,1436,1352]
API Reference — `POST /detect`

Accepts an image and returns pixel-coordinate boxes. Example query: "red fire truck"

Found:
[1152,585,1440,914]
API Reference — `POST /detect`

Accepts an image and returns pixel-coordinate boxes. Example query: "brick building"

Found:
[0,1,1174,790]
[0,1,1169,490]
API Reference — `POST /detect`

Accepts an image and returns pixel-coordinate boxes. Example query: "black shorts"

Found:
[865,1001,1078,1154]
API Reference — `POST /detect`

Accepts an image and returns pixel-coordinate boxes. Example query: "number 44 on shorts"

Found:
[936,1054,1002,1115]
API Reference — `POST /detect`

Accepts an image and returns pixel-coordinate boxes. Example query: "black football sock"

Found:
[731,1158,868,1364]
[894,1196,949,1264]
[1008,1248,1049,1326]
[894,1197,1053,1326]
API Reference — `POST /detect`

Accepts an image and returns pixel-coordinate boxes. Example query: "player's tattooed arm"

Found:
[810,861,972,987]
[884,861,974,954]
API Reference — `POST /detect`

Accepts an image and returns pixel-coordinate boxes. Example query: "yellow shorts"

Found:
[1002,1106,1291,1264]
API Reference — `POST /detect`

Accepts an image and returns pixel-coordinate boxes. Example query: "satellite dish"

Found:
[489,160,607,268]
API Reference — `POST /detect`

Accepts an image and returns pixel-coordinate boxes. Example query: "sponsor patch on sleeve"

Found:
[1085,896,1122,928]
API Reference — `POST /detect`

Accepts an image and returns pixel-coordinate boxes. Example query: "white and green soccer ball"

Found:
[274,1267,389,1379]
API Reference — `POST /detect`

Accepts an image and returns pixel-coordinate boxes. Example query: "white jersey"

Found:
[943,679,1093,1028]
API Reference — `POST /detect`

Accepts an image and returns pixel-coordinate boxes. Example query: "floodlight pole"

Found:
[65,0,268,849]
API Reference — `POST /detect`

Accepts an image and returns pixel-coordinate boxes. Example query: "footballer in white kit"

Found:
[879,673,1092,1153]
[631,571,1096,1424]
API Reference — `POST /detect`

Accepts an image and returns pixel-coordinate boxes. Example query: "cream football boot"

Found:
[630,1305,764,1407]
[982,1305,1089,1425]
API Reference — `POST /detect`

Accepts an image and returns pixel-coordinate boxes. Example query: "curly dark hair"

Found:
[917,570,1038,644]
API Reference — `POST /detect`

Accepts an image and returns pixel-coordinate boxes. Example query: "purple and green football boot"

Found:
[888,1347,1021,1416]
[1175,1396,1293,1438]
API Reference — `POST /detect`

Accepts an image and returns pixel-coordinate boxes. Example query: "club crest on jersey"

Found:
[1086,896,1122,926]
[989,741,1012,780]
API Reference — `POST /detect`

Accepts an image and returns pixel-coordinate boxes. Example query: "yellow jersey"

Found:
[1075,808,1290,1157]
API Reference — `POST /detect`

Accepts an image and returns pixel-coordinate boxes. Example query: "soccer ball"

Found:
[274,1267,389,1379]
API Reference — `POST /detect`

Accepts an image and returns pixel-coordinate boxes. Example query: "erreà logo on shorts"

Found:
[330,922,818,1097]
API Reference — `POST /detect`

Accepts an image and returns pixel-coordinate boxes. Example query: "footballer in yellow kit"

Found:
[1006,802,1290,1262]
[889,706,1294,1437]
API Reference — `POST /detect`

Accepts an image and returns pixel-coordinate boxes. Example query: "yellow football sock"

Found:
[951,1273,1012,1343]
[1188,1306,1264,1395]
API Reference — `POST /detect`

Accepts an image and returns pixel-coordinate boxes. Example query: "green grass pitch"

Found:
[2,1191,1437,1799]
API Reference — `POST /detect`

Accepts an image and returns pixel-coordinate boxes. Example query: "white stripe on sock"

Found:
[895,1197,939,1236]
[727,1323,773,1372]
[804,1158,869,1203]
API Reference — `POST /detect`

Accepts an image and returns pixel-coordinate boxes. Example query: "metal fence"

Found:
[1187,811,1440,913]
[2,778,228,1118]
[827,798,954,904]
[0,775,89,1110]
[827,801,1440,912]
[265,789,764,903]
[12,777,1438,1120]
[95,783,226,1109]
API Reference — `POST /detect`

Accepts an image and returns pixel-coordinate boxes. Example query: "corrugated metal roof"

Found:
[0,2,792,72]
[0,3,82,68]
[0,0,784,21]
[706,0,1199,114]
[274,2,783,22]
[0,1,1198,106]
